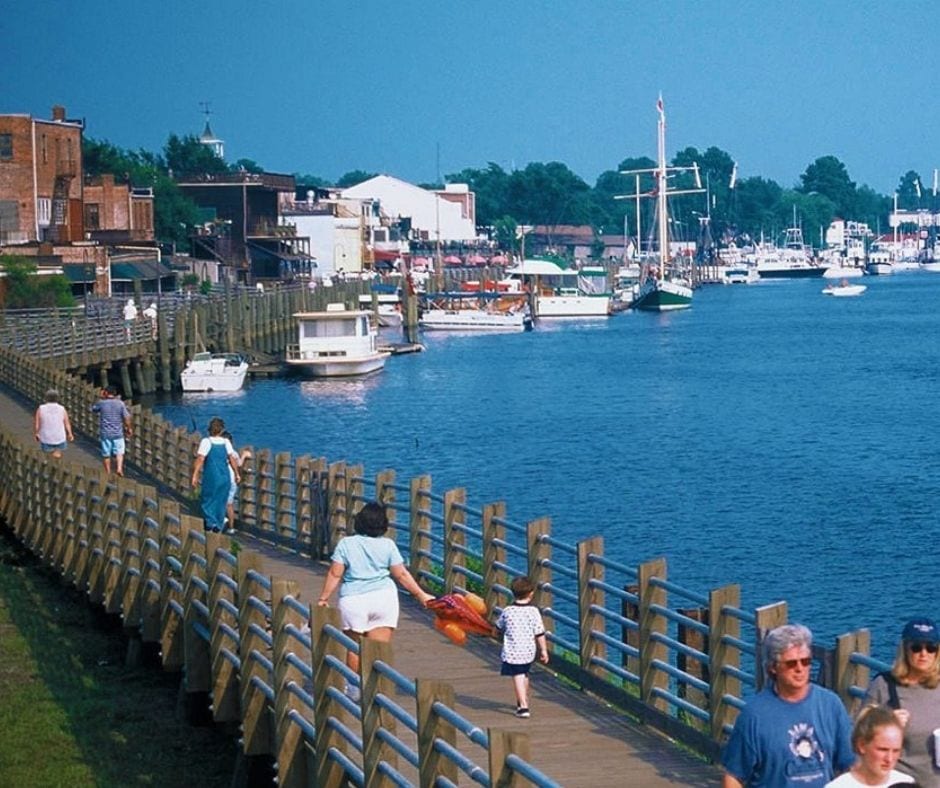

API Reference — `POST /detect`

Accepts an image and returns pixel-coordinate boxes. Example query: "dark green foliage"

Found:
[1,256,75,308]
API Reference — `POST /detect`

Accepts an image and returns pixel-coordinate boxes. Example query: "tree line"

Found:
[84,135,934,252]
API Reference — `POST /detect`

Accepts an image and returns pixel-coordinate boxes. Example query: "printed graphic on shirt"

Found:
[785,722,825,781]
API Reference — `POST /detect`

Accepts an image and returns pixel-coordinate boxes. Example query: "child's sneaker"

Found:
[515,707,530,718]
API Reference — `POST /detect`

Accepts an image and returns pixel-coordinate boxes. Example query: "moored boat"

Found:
[504,258,610,318]
[419,307,531,332]
[180,352,249,392]
[286,303,390,377]
[822,281,866,297]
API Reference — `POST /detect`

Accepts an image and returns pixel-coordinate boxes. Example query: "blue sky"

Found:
[4,1,938,195]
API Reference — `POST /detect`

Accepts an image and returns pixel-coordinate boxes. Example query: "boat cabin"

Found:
[288,303,379,361]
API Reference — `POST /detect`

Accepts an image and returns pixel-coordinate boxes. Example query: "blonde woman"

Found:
[865,617,940,786]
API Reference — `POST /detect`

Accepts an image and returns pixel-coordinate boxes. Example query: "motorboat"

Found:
[721,266,759,285]
[822,282,867,297]
[504,258,611,317]
[286,303,390,377]
[358,290,403,328]
[180,352,249,392]
[419,306,531,332]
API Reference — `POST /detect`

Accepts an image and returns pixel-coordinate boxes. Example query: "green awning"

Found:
[110,259,174,282]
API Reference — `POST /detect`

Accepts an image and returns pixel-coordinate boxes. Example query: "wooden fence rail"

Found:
[0,344,891,775]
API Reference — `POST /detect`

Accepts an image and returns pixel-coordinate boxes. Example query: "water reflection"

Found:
[297,373,384,404]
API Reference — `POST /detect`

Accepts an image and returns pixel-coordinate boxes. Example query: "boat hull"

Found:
[536,295,610,317]
[633,279,692,311]
[822,284,866,297]
[286,353,390,377]
[758,266,827,279]
[419,309,530,332]
[180,354,248,392]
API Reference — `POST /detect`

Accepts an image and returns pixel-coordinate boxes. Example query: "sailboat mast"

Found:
[656,95,668,279]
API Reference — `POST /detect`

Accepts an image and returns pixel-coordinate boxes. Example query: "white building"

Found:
[341,175,478,243]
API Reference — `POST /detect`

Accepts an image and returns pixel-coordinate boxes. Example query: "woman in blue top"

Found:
[191,417,241,532]
[317,503,433,690]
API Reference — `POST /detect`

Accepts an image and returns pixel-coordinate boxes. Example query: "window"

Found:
[37,198,51,227]
[41,134,47,163]
[0,133,12,160]
[84,203,100,229]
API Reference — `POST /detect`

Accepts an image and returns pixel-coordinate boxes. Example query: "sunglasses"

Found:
[908,642,939,654]
[778,657,812,670]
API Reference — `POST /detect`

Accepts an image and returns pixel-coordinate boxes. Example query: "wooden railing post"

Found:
[237,552,272,756]
[577,536,605,676]
[709,583,741,741]
[443,487,466,592]
[527,517,553,641]
[327,460,347,551]
[409,475,432,585]
[275,451,294,544]
[487,728,531,788]
[416,678,458,788]
[182,518,211,695]
[347,462,364,519]
[360,638,398,788]
[638,557,668,711]
[375,469,396,540]
[482,501,507,613]
[159,507,184,670]
[754,602,788,691]
[312,605,347,788]
[272,578,307,788]
[207,535,239,722]
[835,628,871,715]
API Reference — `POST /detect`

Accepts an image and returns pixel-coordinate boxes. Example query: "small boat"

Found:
[419,306,531,332]
[504,258,611,318]
[286,303,390,377]
[822,281,867,297]
[180,352,249,392]
[358,290,403,328]
[721,266,759,285]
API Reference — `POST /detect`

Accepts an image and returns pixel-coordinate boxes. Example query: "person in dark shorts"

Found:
[495,576,548,718]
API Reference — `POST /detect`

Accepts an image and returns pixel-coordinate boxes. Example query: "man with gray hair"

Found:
[721,624,855,787]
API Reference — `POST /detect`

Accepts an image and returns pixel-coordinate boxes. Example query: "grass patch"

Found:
[0,525,236,787]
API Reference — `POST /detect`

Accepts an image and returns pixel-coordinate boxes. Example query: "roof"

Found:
[109,259,174,282]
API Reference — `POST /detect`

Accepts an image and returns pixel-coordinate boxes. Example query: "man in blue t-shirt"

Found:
[721,624,855,787]
[91,385,132,476]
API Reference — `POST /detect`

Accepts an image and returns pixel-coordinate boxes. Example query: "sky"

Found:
[4,1,939,196]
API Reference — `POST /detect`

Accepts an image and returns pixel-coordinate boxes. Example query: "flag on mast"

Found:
[729,162,738,189]
[656,95,664,115]
[915,178,922,199]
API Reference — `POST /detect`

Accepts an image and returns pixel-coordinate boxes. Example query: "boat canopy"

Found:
[506,259,576,276]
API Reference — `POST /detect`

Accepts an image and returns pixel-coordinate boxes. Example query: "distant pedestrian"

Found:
[191,418,241,533]
[721,624,854,787]
[220,430,251,531]
[143,302,158,339]
[495,576,548,718]
[123,298,138,339]
[34,389,73,459]
[91,385,132,476]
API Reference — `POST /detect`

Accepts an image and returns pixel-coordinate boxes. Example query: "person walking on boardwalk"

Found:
[825,705,913,787]
[316,502,434,701]
[91,385,132,476]
[722,624,855,787]
[34,388,74,459]
[864,617,940,786]
[495,576,548,718]
[143,302,158,339]
[220,430,251,530]
[123,298,138,339]
[191,417,241,533]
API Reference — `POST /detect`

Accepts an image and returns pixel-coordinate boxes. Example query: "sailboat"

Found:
[622,97,700,312]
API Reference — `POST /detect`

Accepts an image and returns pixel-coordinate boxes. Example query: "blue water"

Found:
[153,273,940,660]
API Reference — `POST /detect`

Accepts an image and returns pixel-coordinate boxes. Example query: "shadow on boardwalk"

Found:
[0,384,721,787]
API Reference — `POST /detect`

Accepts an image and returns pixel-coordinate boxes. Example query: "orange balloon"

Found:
[440,620,468,646]
[463,592,487,617]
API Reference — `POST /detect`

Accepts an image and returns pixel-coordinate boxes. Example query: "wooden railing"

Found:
[0,344,892,774]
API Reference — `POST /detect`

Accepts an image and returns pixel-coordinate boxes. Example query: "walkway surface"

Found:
[1,385,722,787]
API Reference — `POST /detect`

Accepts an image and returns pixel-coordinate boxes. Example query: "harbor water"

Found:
[152,272,940,660]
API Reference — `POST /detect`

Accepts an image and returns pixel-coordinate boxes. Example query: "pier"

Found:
[0,338,891,786]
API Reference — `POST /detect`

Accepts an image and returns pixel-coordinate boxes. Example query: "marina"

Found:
[154,269,940,661]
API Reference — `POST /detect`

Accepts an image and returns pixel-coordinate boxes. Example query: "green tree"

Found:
[1,256,75,308]
[492,215,519,253]
[896,170,923,210]
[294,172,330,189]
[233,158,264,173]
[336,170,378,188]
[445,163,511,228]
[506,162,592,227]
[797,156,856,217]
[164,134,229,179]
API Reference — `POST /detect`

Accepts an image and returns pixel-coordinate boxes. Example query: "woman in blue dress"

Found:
[191,417,240,532]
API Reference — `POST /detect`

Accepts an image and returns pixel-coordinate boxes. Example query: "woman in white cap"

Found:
[864,616,940,785]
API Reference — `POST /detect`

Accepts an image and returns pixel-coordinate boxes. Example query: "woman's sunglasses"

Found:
[907,642,939,654]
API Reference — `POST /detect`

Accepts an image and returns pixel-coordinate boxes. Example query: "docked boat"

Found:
[721,265,759,285]
[865,245,894,276]
[822,281,867,297]
[419,307,531,332]
[358,288,403,328]
[751,229,827,279]
[621,96,700,311]
[180,352,249,392]
[504,258,610,317]
[285,303,390,377]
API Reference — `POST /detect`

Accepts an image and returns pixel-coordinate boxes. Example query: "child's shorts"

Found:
[501,661,533,676]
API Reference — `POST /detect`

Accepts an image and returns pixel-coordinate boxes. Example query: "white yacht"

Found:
[505,258,610,317]
[286,304,389,377]
[180,352,249,392]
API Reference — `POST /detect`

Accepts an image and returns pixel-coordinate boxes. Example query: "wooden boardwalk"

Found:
[0,385,721,787]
